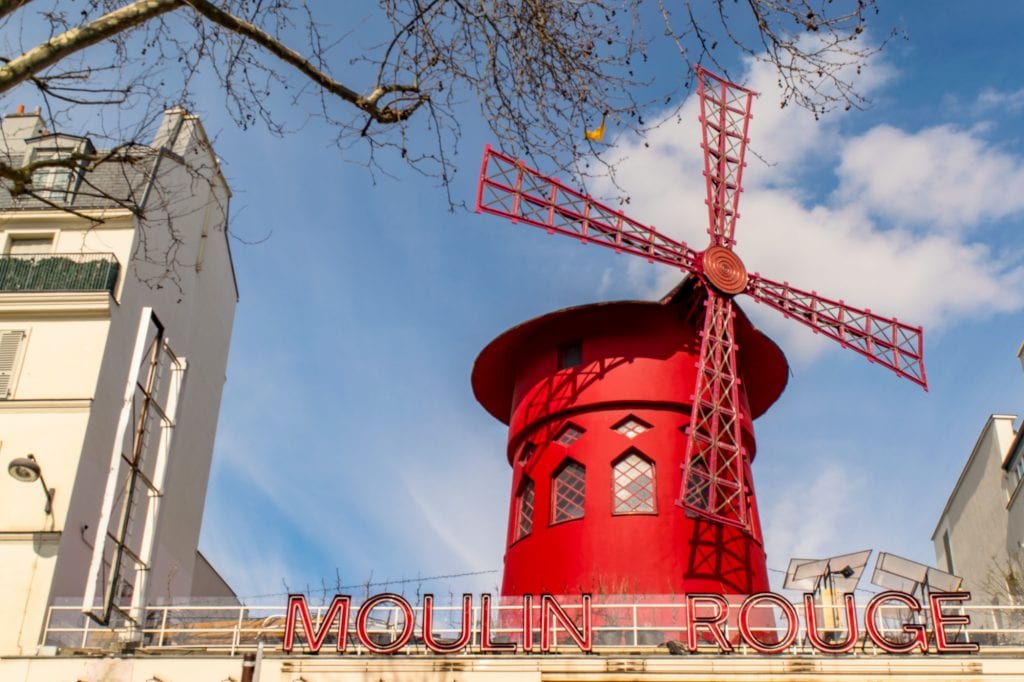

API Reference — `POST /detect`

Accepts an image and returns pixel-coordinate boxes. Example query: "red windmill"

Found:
[472,67,926,599]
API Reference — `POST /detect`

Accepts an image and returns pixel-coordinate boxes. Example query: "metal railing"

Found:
[0,252,119,294]
[41,599,1024,656]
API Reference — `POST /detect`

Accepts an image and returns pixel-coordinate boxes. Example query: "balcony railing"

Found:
[0,252,119,294]
[40,599,1024,656]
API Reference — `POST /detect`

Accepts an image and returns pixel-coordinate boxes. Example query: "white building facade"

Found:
[0,106,238,656]
[933,344,1024,601]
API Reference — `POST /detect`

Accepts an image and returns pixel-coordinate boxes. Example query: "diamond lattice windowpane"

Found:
[613,453,655,514]
[554,423,584,446]
[552,460,586,523]
[613,415,651,439]
[516,479,535,540]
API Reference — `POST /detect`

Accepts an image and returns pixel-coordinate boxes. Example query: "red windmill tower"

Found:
[472,67,927,599]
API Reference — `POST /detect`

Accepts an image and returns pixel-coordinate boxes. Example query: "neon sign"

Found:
[282,590,978,655]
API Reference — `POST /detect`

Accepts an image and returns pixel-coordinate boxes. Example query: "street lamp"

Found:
[7,454,54,514]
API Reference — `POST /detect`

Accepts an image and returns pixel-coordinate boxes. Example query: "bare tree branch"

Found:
[0,0,897,218]
[183,0,427,124]
[0,0,183,95]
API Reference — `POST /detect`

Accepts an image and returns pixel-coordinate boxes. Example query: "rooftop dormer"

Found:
[23,132,95,203]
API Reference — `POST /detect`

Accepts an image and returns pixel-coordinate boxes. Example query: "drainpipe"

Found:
[241,641,263,682]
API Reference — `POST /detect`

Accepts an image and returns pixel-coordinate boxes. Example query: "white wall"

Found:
[0,110,238,654]
[932,415,1017,598]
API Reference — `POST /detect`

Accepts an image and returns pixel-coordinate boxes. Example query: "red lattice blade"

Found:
[678,289,751,531]
[745,273,928,390]
[476,146,700,272]
[697,66,755,250]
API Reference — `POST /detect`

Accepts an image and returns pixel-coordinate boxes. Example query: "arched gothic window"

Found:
[552,460,586,523]
[515,478,535,540]
[613,451,656,514]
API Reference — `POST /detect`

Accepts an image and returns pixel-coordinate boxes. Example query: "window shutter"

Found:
[0,331,25,398]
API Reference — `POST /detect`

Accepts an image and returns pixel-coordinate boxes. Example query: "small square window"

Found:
[558,341,582,369]
[554,423,584,446]
[613,415,652,439]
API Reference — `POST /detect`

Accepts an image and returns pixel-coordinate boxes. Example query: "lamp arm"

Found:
[37,471,54,515]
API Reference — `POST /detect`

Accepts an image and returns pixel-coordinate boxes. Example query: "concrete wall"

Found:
[932,415,1017,598]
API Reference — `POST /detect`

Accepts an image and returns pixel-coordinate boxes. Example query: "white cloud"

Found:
[595,56,1024,367]
[836,124,1024,230]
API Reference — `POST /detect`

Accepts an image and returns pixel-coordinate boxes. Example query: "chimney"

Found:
[152,107,190,152]
[1,106,45,159]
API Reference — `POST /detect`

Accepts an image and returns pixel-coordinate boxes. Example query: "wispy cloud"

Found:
[976,87,1024,114]
[762,460,864,588]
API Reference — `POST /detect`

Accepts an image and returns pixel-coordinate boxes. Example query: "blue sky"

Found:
[187,2,1024,603]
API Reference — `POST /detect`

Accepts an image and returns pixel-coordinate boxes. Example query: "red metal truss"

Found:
[697,66,755,249]
[745,273,928,389]
[679,289,749,528]
[476,146,700,272]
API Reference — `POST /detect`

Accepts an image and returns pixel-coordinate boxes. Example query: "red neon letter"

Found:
[686,594,733,652]
[540,594,592,652]
[929,591,979,653]
[355,593,415,654]
[521,594,534,652]
[283,594,350,653]
[738,592,797,654]
[421,594,473,653]
[479,594,516,652]
[865,591,928,653]
[803,592,859,654]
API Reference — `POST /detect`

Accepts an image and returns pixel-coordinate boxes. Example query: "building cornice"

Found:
[0,292,112,319]
[0,398,91,412]
[0,208,134,225]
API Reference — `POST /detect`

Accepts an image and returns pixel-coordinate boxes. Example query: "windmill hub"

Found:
[701,245,748,296]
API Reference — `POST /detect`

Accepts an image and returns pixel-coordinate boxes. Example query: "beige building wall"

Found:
[932,416,1016,596]
[0,109,238,654]
[1003,428,1024,589]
